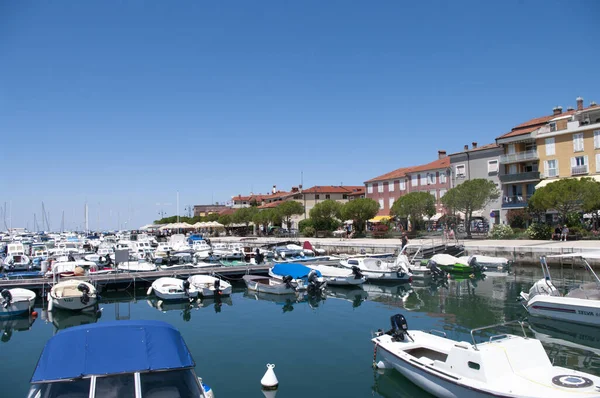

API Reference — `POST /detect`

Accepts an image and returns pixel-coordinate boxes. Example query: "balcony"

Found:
[499,150,538,164]
[499,171,540,184]
[571,165,589,176]
[501,195,528,209]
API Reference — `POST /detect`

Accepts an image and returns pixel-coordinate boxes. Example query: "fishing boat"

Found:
[48,280,98,311]
[147,277,199,300]
[243,274,298,295]
[0,288,36,316]
[519,253,600,326]
[268,263,327,293]
[306,264,366,286]
[340,251,412,282]
[2,242,31,271]
[188,275,232,297]
[27,320,214,398]
[372,314,600,398]
[427,253,486,274]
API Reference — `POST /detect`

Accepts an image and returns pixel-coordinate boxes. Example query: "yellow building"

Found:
[536,98,600,188]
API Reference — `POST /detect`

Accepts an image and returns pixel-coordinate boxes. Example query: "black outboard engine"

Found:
[1,289,12,308]
[389,314,411,342]
[306,269,325,294]
[106,254,114,266]
[282,275,295,290]
[78,283,91,305]
[214,279,221,295]
[68,254,76,262]
[428,260,446,279]
[468,256,485,273]
[183,280,191,296]
[351,266,364,280]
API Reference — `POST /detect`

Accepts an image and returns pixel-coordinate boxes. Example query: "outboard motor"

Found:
[68,253,76,262]
[183,280,191,297]
[214,279,221,295]
[106,254,114,267]
[351,266,364,280]
[77,283,91,305]
[282,275,295,290]
[1,289,12,308]
[389,314,412,342]
[307,269,325,294]
[428,260,446,279]
[468,256,486,273]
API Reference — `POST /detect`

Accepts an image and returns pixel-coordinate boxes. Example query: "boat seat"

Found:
[144,386,181,398]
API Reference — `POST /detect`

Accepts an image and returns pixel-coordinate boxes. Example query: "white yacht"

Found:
[3,242,32,271]
[340,250,412,282]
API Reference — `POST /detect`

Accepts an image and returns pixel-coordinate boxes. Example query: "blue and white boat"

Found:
[0,288,36,317]
[28,320,214,397]
[269,263,327,293]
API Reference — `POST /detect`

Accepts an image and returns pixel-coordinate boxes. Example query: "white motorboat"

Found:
[192,240,212,259]
[243,274,298,295]
[306,264,366,286]
[154,244,176,259]
[0,288,36,316]
[157,253,212,270]
[147,277,199,300]
[188,275,232,297]
[373,314,600,398]
[519,254,600,326]
[459,255,511,269]
[3,242,31,271]
[48,280,98,311]
[268,263,327,293]
[340,250,412,282]
[117,259,157,272]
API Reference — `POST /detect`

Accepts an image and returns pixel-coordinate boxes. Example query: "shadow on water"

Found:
[0,315,36,343]
[372,369,435,398]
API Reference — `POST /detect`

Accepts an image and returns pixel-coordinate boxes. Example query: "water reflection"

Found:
[372,369,435,398]
[44,308,101,332]
[146,296,233,319]
[241,290,328,312]
[326,286,368,308]
[0,315,36,343]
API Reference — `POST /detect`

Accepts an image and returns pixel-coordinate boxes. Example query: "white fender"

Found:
[146,286,153,296]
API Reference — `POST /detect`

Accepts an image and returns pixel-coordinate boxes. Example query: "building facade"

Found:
[537,98,600,187]
[300,186,364,218]
[193,205,229,218]
[365,153,451,218]
[449,143,503,225]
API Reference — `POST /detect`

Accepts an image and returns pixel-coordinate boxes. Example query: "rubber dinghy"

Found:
[372,314,600,398]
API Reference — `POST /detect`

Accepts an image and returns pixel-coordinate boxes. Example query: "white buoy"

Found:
[146,286,153,296]
[261,363,278,390]
[262,389,278,398]
[376,360,388,370]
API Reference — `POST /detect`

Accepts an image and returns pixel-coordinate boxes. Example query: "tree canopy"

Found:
[390,192,436,231]
[528,177,600,222]
[232,206,258,227]
[277,201,305,230]
[309,200,343,231]
[340,198,379,234]
[253,209,275,234]
[441,179,500,237]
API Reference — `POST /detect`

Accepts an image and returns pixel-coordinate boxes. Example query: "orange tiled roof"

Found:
[257,201,285,209]
[365,157,450,183]
[218,208,235,216]
[364,167,412,183]
[233,191,291,202]
[448,143,499,156]
[302,185,364,194]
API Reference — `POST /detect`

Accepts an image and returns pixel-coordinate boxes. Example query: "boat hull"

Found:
[0,288,36,316]
[187,275,232,297]
[149,278,199,300]
[523,294,600,326]
[243,275,297,295]
[49,281,98,311]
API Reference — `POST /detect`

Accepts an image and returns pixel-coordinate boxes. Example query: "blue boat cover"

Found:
[271,263,321,278]
[31,320,195,382]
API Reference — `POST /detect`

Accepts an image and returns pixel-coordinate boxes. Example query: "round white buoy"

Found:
[376,360,388,370]
[261,363,278,390]
[262,388,278,398]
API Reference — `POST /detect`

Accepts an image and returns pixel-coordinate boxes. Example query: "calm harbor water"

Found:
[1,264,599,397]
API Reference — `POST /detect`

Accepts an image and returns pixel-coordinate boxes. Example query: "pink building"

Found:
[365,152,451,218]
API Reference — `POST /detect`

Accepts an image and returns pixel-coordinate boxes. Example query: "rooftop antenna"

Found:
[61,211,65,233]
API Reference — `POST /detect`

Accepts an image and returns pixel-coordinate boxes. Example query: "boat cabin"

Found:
[7,243,26,256]
[28,320,212,398]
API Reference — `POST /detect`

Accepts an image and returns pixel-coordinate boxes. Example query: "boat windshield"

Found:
[28,369,203,397]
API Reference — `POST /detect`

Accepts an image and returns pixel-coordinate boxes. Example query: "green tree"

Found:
[390,192,436,231]
[276,201,305,230]
[441,179,500,238]
[340,198,379,234]
[218,214,233,236]
[528,177,600,223]
[232,207,258,229]
[252,209,273,235]
[309,200,343,231]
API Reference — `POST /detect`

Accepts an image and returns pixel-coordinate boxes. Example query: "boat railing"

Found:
[428,329,447,338]
[470,320,527,351]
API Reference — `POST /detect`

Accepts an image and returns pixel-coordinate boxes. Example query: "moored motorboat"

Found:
[48,280,98,311]
[269,263,327,293]
[459,255,511,269]
[372,314,600,398]
[306,264,366,286]
[117,259,158,272]
[28,320,214,398]
[147,277,199,300]
[243,274,298,295]
[519,254,600,326]
[0,288,36,316]
[188,275,232,297]
[427,253,485,274]
[340,250,412,282]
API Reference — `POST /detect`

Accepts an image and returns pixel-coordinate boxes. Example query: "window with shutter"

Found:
[378,183,383,193]
[389,197,395,209]
[545,138,555,156]
[420,174,427,185]
[412,175,418,186]
[573,133,584,152]
[378,199,384,209]
[400,180,406,190]
[597,154,600,172]
[367,184,373,194]
[594,130,600,149]
[389,181,395,192]
[487,160,499,173]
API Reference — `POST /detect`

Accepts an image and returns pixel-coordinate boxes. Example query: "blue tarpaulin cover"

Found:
[31,320,195,382]
[271,263,321,278]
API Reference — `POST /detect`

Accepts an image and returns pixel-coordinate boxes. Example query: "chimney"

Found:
[272,185,276,194]
[552,106,562,115]
[464,144,468,151]
[590,101,597,107]
[437,150,447,159]
[291,186,298,193]
[567,106,574,111]
[577,97,584,111]
[472,142,477,149]
[299,184,303,191]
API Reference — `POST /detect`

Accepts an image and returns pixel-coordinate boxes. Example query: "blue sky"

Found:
[1,1,599,230]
